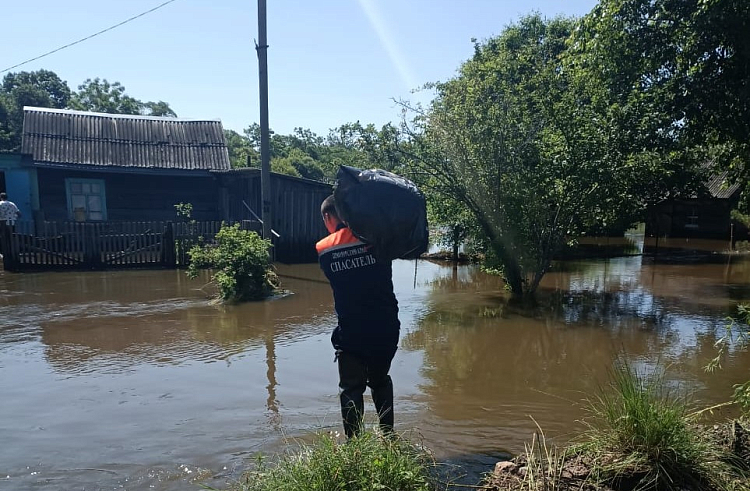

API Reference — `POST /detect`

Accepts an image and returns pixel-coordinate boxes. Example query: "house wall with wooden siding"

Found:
[219,170,331,263]
[646,198,735,239]
[37,168,222,222]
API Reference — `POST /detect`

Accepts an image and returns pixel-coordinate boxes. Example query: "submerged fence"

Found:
[0,220,257,272]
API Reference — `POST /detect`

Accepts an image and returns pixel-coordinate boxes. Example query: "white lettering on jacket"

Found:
[331,246,368,259]
[329,253,377,273]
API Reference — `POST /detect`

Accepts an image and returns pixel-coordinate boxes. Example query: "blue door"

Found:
[5,169,32,223]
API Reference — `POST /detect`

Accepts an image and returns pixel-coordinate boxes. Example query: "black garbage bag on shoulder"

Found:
[334,165,429,261]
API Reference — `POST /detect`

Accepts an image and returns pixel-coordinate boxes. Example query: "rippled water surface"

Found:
[2,239,749,490]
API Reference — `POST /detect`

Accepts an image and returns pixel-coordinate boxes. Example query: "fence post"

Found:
[162,222,176,268]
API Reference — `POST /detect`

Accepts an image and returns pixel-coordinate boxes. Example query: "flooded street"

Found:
[2,238,750,490]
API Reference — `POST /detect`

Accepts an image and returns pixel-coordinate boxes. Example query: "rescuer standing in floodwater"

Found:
[315,194,400,438]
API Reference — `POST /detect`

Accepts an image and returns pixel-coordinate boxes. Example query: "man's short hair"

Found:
[321,194,339,218]
[0,193,6,200]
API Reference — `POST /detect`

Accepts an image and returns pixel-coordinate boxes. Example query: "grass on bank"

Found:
[576,361,744,490]
[228,431,443,491]
[485,361,748,491]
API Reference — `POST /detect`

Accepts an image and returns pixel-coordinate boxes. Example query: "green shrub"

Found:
[577,361,742,491]
[186,223,278,302]
[232,431,438,491]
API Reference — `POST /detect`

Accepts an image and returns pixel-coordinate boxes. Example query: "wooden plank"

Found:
[119,222,127,266]
[152,222,158,263]
[50,222,57,266]
[74,222,80,265]
[60,222,68,265]
[136,221,143,264]
[131,221,137,265]
[111,222,120,265]
[146,222,159,264]
[22,227,30,266]
[125,221,132,265]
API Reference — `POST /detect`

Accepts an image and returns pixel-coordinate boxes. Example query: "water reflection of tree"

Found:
[403,258,750,445]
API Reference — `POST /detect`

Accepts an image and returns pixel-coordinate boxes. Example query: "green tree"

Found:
[407,15,663,296]
[270,157,301,178]
[239,124,334,179]
[2,70,71,108]
[572,0,750,209]
[70,78,176,117]
[70,78,142,114]
[273,148,325,180]
[230,122,408,183]
[142,100,177,117]
[224,129,259,168]
[0,69,72,151]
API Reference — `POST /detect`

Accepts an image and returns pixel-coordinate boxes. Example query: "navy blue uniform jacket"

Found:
[316,225,400,360]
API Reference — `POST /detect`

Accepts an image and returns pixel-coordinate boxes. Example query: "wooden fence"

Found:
[0,220,253,272]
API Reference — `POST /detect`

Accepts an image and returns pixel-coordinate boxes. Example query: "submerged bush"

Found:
[233,431,438,491]
[187,223,278,302]
[577,361,743,491]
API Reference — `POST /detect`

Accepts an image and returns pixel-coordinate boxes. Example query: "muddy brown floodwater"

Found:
[1,236,749,490]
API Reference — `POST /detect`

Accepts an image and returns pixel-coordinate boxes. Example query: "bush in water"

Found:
[186,223,278,302]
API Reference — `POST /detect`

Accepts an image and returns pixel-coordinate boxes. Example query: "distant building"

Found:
[5,107,330,264]
[645,171,746,242]
[21,106,230,223]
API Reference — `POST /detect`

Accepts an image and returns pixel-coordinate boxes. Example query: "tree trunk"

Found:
[490,239,524,295]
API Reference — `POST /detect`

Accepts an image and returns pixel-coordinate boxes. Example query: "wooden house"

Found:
[1,107,331,268]
[21,107,230,223]
[645,171,746,242]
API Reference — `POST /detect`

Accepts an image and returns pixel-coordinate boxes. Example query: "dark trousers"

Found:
[337,350,394,438]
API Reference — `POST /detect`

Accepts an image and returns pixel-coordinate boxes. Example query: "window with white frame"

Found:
[65,178,107,221]
[685,206,699,229]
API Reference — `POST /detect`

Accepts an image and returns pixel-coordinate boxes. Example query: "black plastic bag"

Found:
[334,165,428,261]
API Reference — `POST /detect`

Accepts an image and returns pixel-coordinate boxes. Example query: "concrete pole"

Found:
[256,0,272,243]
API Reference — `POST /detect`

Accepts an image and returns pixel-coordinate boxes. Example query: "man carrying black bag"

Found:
[317,166,428,438]
[315,194,400,438]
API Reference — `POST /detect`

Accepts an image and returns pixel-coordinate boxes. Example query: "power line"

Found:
[1,0,180,74]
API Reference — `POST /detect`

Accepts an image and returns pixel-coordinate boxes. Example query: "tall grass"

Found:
[522,419,568,491]
[230,431,440,491]
[577,361,743,491]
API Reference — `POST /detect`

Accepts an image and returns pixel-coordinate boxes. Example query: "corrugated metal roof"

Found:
[706,171,741,199]
[21,107,230,171]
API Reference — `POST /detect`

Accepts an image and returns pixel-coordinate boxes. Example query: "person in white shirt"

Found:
[0,192,21,225]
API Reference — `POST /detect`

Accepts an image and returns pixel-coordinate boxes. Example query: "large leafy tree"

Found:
[572,0,750,208]
[230,122,401,182]
[70,78,176,117]
[224,129,260,168]
[70,78,142,114]
[142,100,177,117]
[0,70,72,151]
[228,124,325,178]
[407,14,668,296]
[1,70,181,152]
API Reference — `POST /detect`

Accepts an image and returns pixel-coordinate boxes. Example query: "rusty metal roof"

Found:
[21,107,230,171]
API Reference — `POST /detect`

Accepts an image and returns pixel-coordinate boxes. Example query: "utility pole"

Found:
[256,0,272,243]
